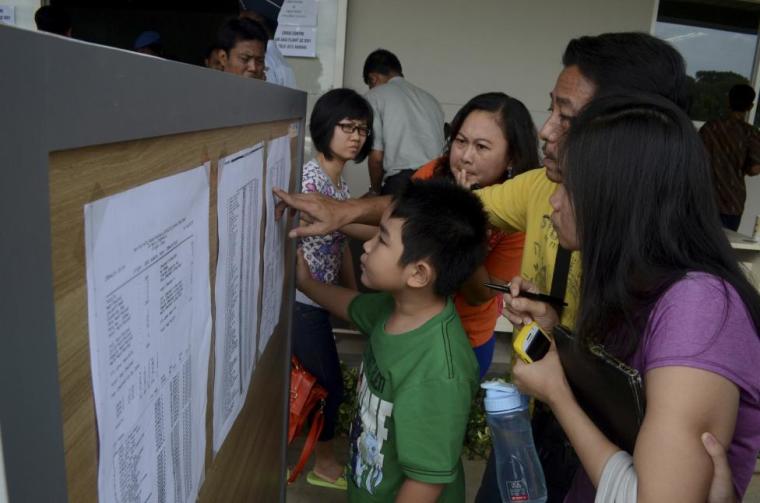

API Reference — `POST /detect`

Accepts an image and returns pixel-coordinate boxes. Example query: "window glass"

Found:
[656,21,756,121]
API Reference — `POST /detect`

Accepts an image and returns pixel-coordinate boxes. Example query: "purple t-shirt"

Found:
[566,272,760,501]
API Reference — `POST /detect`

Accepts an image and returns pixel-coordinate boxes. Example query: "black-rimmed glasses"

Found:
[337,122,371,137]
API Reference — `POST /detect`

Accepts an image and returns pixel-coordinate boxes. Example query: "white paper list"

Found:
[212,144,265,453]
[84,165,212,503]
[259,134,292,356]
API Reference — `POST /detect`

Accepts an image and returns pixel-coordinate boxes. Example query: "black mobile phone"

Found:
[513,322,552,363]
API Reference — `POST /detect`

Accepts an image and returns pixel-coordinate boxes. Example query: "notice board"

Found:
[0,24,305,502]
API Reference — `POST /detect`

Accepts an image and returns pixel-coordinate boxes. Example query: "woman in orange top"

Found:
[413,92,539,378]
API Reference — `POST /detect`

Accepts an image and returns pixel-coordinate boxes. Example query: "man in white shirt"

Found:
[363,49,445,196]
[239,0,298,89]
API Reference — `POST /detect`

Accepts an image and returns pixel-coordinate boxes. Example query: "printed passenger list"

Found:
[212,144,265,453]
[84,165,212,503]
[259,133,292,356]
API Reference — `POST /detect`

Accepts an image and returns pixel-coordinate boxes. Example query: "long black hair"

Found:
[434,92,539,182]
[561,93,760,356]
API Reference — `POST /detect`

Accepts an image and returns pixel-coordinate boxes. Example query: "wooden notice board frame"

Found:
[0,25,306,503]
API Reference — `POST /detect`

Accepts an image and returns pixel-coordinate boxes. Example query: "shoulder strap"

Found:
[551,246,572,316]
[287,402,326,484]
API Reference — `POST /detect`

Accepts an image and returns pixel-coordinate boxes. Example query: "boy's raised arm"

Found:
[295,249,358,321]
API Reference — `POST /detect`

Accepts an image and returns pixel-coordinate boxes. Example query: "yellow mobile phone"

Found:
[513,322,551,363]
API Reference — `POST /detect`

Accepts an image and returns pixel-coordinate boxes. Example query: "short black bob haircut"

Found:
[216,17,268,53]
[363,49,403,85]
[563,32,688,112]
[729,83,756,112]
[309,88,374,163]
[389,179,488,298]
[436,92,539,182]
[560,92,760,356]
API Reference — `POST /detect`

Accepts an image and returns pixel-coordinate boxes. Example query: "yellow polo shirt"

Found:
[475,168,581,329]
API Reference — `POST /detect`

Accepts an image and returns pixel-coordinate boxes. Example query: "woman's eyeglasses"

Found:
[337,122,371,137]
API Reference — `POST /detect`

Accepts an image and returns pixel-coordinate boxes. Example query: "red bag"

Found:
[287,356,328,484]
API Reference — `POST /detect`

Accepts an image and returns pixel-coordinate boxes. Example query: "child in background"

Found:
[293,88,373,489]
[296,179,486,503]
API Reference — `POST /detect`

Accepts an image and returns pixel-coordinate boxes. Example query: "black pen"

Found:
[484,282,567,308]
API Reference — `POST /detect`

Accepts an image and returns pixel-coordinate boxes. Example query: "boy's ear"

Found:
[217,49,228,70]
[406,260,436,290]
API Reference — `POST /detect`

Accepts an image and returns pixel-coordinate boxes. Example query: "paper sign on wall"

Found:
[0,6,15,25]
[279,0,318,27]
[274,26,317,58]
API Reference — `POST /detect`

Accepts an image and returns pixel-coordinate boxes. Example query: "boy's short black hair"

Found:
[309,88,374,163]
[729,83,756,112]
[216,17,268,53]
[362,49,403,85]
[390,179,487,297]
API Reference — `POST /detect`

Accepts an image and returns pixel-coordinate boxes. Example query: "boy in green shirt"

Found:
[296,179,486,502]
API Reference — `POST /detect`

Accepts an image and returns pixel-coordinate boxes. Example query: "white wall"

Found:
[2,0,39,31]
[742,176,760,236]
[285,0,347,162]
[334,0,656,193]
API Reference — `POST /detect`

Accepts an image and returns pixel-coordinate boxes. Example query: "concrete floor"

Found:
[287,328,760,502]
[286,438,760,503]
[285,435,491,502]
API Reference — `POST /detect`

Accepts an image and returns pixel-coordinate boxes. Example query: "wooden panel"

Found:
[49,121,297,502]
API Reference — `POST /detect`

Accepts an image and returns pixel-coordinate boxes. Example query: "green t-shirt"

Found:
[346,293,479,503]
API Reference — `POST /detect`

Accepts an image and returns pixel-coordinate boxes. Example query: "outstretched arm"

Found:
[296,249,358,321]
[341,223,379,242]
[273,187,391,238]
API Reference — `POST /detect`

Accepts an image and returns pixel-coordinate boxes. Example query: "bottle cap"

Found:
[481,380,524,413]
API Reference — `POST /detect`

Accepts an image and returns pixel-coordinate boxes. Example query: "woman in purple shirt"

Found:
[509,93,760,502]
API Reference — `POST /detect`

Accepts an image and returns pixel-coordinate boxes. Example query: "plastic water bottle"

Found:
[482,381,547,503]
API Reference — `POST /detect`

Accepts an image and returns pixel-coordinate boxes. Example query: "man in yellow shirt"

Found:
[275,33,687,332]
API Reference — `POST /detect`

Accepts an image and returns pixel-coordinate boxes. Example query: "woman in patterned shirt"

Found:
[293,88,373,489]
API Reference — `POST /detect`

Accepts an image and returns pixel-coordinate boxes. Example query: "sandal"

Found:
[306,470,348,490]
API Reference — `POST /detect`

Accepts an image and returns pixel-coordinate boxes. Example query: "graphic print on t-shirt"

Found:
[349,361,393,494]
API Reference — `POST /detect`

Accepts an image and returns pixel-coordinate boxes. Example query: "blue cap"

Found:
[481,380,524,413]
[133,30,161,50]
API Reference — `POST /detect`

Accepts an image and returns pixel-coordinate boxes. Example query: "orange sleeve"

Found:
[484,231,525,282]
[412,158,442,181]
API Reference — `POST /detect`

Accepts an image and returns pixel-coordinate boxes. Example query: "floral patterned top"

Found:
[295,159,351,306]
